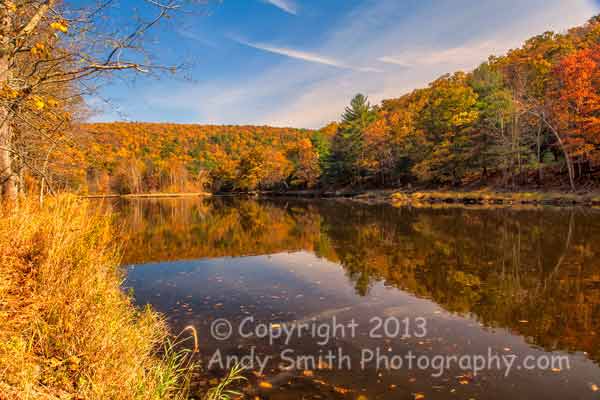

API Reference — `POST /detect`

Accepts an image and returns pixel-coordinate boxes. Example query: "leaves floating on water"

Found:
[258,381,273,389]
[333,386,350,394]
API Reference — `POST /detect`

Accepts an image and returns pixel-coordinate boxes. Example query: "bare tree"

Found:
[0,0,206,201]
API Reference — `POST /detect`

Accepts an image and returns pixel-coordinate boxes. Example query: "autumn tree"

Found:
[553,45,600,177]
[287,138,320,188]
[412,73,479,185]
[469,62,515,180]
[375,89,430,184]
[0,0,204,202]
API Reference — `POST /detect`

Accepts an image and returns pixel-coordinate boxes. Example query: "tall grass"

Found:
[203,364,246,400]
[0,196,193,399]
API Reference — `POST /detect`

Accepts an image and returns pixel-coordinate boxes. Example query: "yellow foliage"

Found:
[50,21,69,33]
[32,97,45,110]
[30,42,46,56]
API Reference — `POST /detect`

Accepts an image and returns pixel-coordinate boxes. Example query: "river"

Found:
[115,197,600,399]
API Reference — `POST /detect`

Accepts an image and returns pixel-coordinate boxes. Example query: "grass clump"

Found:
[203,364,246,400]
[0,196,192,399]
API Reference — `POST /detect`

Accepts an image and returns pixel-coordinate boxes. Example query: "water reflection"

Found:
[116,198,600,399]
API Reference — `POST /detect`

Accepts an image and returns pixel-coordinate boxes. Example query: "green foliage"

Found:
[311,130,332,173]
[327,94,377,185]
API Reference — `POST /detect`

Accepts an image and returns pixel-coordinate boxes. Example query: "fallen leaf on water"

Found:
[333,386,350,394]
[258,381,273,389]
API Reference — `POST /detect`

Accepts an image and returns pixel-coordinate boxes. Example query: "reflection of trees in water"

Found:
[320,205,600,363]
[116,198,600,362]
[117,197,323,264]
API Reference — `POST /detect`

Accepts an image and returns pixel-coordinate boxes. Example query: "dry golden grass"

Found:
[0,195,191,400]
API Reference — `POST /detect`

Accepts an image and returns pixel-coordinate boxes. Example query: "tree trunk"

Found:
[0,2,16,201]
[536,118,543,184]
[0,125,15,201]
[539,115,575,191]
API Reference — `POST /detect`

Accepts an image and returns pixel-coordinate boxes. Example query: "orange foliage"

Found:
[76,123,316,193]
[554,45,600,165]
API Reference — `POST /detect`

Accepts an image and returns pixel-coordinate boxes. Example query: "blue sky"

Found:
[90,0,600,128]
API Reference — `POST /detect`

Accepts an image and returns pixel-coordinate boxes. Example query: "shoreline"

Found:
[81,189,600,207]
[261,189,600,207]
[82,192,212,199]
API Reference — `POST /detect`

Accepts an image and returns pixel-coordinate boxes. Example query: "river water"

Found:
[117,197,600,399]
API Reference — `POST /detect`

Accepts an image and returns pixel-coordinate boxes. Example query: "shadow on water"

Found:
[111,197,600,399]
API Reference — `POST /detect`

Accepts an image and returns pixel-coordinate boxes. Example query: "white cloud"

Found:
[237,39,381,72]
[377,56,412,67]
[263,0,297,15]
[378,40,505,67]
[259,0,599,128]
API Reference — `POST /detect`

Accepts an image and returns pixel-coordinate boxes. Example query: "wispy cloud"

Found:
[263,0,297,15]
[378,40,504,67]
[377,56,412,67]
[105,0,600,129]
[176,29,218,48]
[237,39,381,72]
[259,0,600,128]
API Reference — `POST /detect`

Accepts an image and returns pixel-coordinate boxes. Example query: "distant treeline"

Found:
[56,16,600,194]
[70,123,324,194]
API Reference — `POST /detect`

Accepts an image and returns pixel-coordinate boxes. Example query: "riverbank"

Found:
[81,188,600,208]
[83,192,212,199]
[260,188,600,208]
[376,190,600,207]
[0,196,194,399]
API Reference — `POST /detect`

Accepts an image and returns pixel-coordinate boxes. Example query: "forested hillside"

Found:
[52,16,600,194]
[70,123,329,194]
[324,16,600,191]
